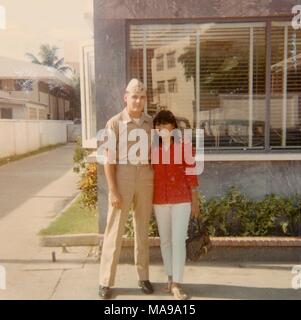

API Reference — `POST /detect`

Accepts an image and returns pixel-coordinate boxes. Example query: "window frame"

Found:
[166,51,176,69]
[167,78,177,93]
[126,16,301,155]
[80,39,97,149]
[156,54,164,71]
[157,80,165,94]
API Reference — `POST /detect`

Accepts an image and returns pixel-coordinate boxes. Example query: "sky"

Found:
[0,0,93,63]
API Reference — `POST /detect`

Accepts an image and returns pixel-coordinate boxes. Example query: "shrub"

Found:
[73,137,97,210]
[125,211,159,238]
[79,162,98,210]
[200,187,301,237]
[72,137,301,238]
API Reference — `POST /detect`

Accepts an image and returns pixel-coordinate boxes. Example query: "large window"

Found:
[129,22,301,151]
[270,22,301,149]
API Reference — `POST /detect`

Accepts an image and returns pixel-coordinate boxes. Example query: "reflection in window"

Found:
[167,51,176,68]
[157,81,165,93]
[196,25,266,149]
[156,55,164,71]
[270,23,301,148]
[130,23,266,150]
[168,79,177,93]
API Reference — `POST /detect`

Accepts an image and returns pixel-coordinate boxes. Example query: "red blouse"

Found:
[152,142,199,205]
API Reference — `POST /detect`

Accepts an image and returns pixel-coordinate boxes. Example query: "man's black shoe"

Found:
[98,286,112,299]
[138,280,154,294]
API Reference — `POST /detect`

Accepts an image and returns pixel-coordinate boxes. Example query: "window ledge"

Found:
[86,151,301,163]
[204,153,301,161]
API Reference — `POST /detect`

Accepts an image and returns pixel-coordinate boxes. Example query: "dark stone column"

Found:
[94,17,127,232]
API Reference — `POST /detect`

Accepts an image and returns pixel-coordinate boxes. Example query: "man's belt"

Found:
[119,160,150,166]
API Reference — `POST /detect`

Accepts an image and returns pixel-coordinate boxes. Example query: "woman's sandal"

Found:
[170,284,188,300]
[161,281,172,293]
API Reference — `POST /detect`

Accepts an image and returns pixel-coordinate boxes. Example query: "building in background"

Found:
[0,56,73,120]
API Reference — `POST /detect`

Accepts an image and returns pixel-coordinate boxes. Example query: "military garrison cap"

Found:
[125,79,147,95]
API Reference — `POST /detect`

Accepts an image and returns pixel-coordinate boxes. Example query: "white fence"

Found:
[67,124,82,142]
[0,120,73,158]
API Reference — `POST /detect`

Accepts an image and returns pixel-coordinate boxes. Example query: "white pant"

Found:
[154,203,191,283]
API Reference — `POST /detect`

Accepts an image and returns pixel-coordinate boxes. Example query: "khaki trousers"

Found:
[99,164,154,287]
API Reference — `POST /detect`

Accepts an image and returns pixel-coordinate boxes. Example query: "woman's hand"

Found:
[191,189,199,219]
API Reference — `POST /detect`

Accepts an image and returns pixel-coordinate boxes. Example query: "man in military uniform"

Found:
[98,79,154,299]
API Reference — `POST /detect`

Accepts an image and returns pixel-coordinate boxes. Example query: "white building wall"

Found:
[0,120,72,158]
[12,105,26,119]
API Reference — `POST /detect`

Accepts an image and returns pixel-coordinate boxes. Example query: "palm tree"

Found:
[25,44,71,74]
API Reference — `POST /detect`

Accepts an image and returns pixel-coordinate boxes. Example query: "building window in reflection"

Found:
[167,51,176,69]
[156,55,164,71]
[168,79,177,93]
[157,81,165,94]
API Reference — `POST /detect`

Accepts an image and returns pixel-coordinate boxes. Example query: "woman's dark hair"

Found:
[152,110,180,145]
[153,110,178,129]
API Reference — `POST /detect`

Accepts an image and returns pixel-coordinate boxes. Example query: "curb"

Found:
[40,234,301,248]
[57,192,81,217]
[39,234,160,247]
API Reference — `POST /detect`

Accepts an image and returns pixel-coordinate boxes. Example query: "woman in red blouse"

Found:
[152,110,199,300]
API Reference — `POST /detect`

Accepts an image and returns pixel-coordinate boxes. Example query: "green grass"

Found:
[0,143,66,167]
[39,196,98,236]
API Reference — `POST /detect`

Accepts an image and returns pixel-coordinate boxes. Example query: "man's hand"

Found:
[104,163,121,209]
[109,190,122,209]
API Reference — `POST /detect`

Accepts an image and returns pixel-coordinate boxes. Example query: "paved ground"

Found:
[0,144,79,299]
[0,144,300,300]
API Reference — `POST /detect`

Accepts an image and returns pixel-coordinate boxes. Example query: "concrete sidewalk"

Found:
[0,144,79,299]
[2,245,301,300]
[0,144,300,300]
